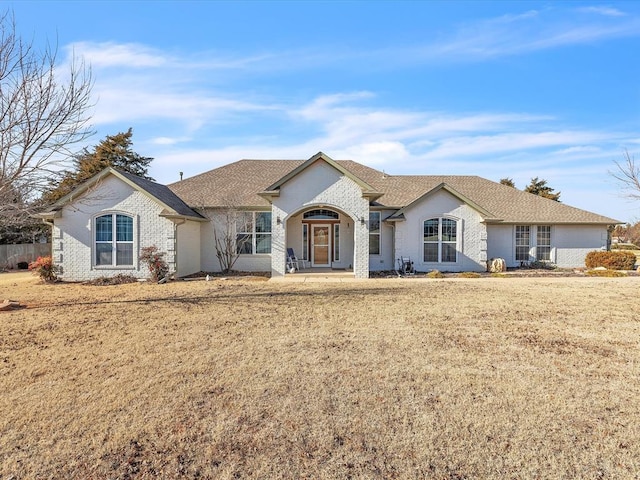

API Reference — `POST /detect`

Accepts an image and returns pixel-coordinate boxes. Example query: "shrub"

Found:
[139,246,169,282]
[458,271,482,278]
[86,274,139,286]
[426,270,445,278]
[585,251,636,270]
[28,256,59,282]
[611,243,639,250]
[527,260,557,270]
[586,269,628,277]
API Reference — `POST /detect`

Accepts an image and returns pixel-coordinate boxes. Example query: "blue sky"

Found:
[10,1,640,222]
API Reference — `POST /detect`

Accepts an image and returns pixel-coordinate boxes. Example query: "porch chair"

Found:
[287,248,308,273]
[397,257,415,276]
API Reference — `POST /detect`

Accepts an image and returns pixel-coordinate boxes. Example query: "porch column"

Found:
[271,205,286,277]
[353,208,370,279]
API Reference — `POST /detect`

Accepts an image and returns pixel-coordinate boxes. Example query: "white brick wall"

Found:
[54,175,177,281]
[553,225,608,267]
[487,224,608,268]
[395,189,487,272]
[271,160,370,278]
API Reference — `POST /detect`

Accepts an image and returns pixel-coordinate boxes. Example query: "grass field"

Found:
[1,274,640,479]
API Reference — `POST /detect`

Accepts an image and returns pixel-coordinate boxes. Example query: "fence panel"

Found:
[0,244,52,269]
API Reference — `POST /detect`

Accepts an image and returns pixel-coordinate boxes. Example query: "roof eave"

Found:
[159,213,209,222]
[257,190,280,201]
[32,210,62,220]
[363,191,384,202]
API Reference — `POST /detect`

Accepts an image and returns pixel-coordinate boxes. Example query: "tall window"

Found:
[302,224,309,261]
[236,211,272,254]
[423,217,457,263]
[95,214,134,266]
[537,225,551,261]
[334,224,340,262]
[515,225,530,262]
[369,212,380,255]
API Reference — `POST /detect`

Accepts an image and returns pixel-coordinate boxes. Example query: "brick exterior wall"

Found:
[488,224,608,268]
[394,189,487,272]
[271,160,370,278]
[54,175,181,281]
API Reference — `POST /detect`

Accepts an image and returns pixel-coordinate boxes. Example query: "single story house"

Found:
[38,152,620,280]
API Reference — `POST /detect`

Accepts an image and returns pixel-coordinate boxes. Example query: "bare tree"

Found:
[211,207,253,274]
[189,191,254,274]
[0,11,93,228]
[611,149,640,201]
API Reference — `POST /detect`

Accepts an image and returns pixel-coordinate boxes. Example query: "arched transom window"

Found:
[303,209,339,220]
[423,217,458,263]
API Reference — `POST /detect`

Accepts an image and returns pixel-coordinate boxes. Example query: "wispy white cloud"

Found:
[417,7,640,61]
[65,6,640,78]
[69,42,168,68]
[150,136,191,146]
[578,6,627,17]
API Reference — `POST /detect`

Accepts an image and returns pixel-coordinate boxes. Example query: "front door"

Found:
[312,224,331,267]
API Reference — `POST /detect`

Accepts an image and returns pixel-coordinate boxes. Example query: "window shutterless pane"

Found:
[96,242,112,265]
[369,212,380,255]
[334,224,340,262]
[116,243,134,265]
[516,246,530,261]
[302,224,308,261]
[116,215,133,242]
[442,243,457,262]
[424,243,438,262]
[256,233,271,254]
[369,212,380,233]
[236,233,252,254]
[537,246,551,261]
[516,226,530,245]
[369,234,380,255]
[236,212,253,233]
[424,219,439,242]
[442,218,457,242]
[537,225,550,244]
[95,215,112,242]
[255,212,272,233]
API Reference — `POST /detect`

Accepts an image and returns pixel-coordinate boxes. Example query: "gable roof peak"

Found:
[259,152,383,200]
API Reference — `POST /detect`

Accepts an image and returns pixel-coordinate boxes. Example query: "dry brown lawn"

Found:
[1,274,639,479]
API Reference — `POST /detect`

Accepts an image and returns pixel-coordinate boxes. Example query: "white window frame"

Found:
[369,211,381,255]
[302,224,309,261]
[93,212,136,268]
[536,225,552,261]
[515,225,531,262]
[423,216,459,263]
[236,211,272,255]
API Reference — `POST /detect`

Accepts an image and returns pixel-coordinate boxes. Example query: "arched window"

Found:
[423,217,458,263]
[303,209,339,220]
[95,213,134,266]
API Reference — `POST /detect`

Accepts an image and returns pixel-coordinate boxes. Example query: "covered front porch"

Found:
[284,207,355,272]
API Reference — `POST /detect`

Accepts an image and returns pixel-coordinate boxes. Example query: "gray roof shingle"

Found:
[168,159,620,225]
[116,170,206,219]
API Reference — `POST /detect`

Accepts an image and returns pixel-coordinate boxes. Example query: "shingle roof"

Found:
[168,159,620,225]
[116,170,206,219]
